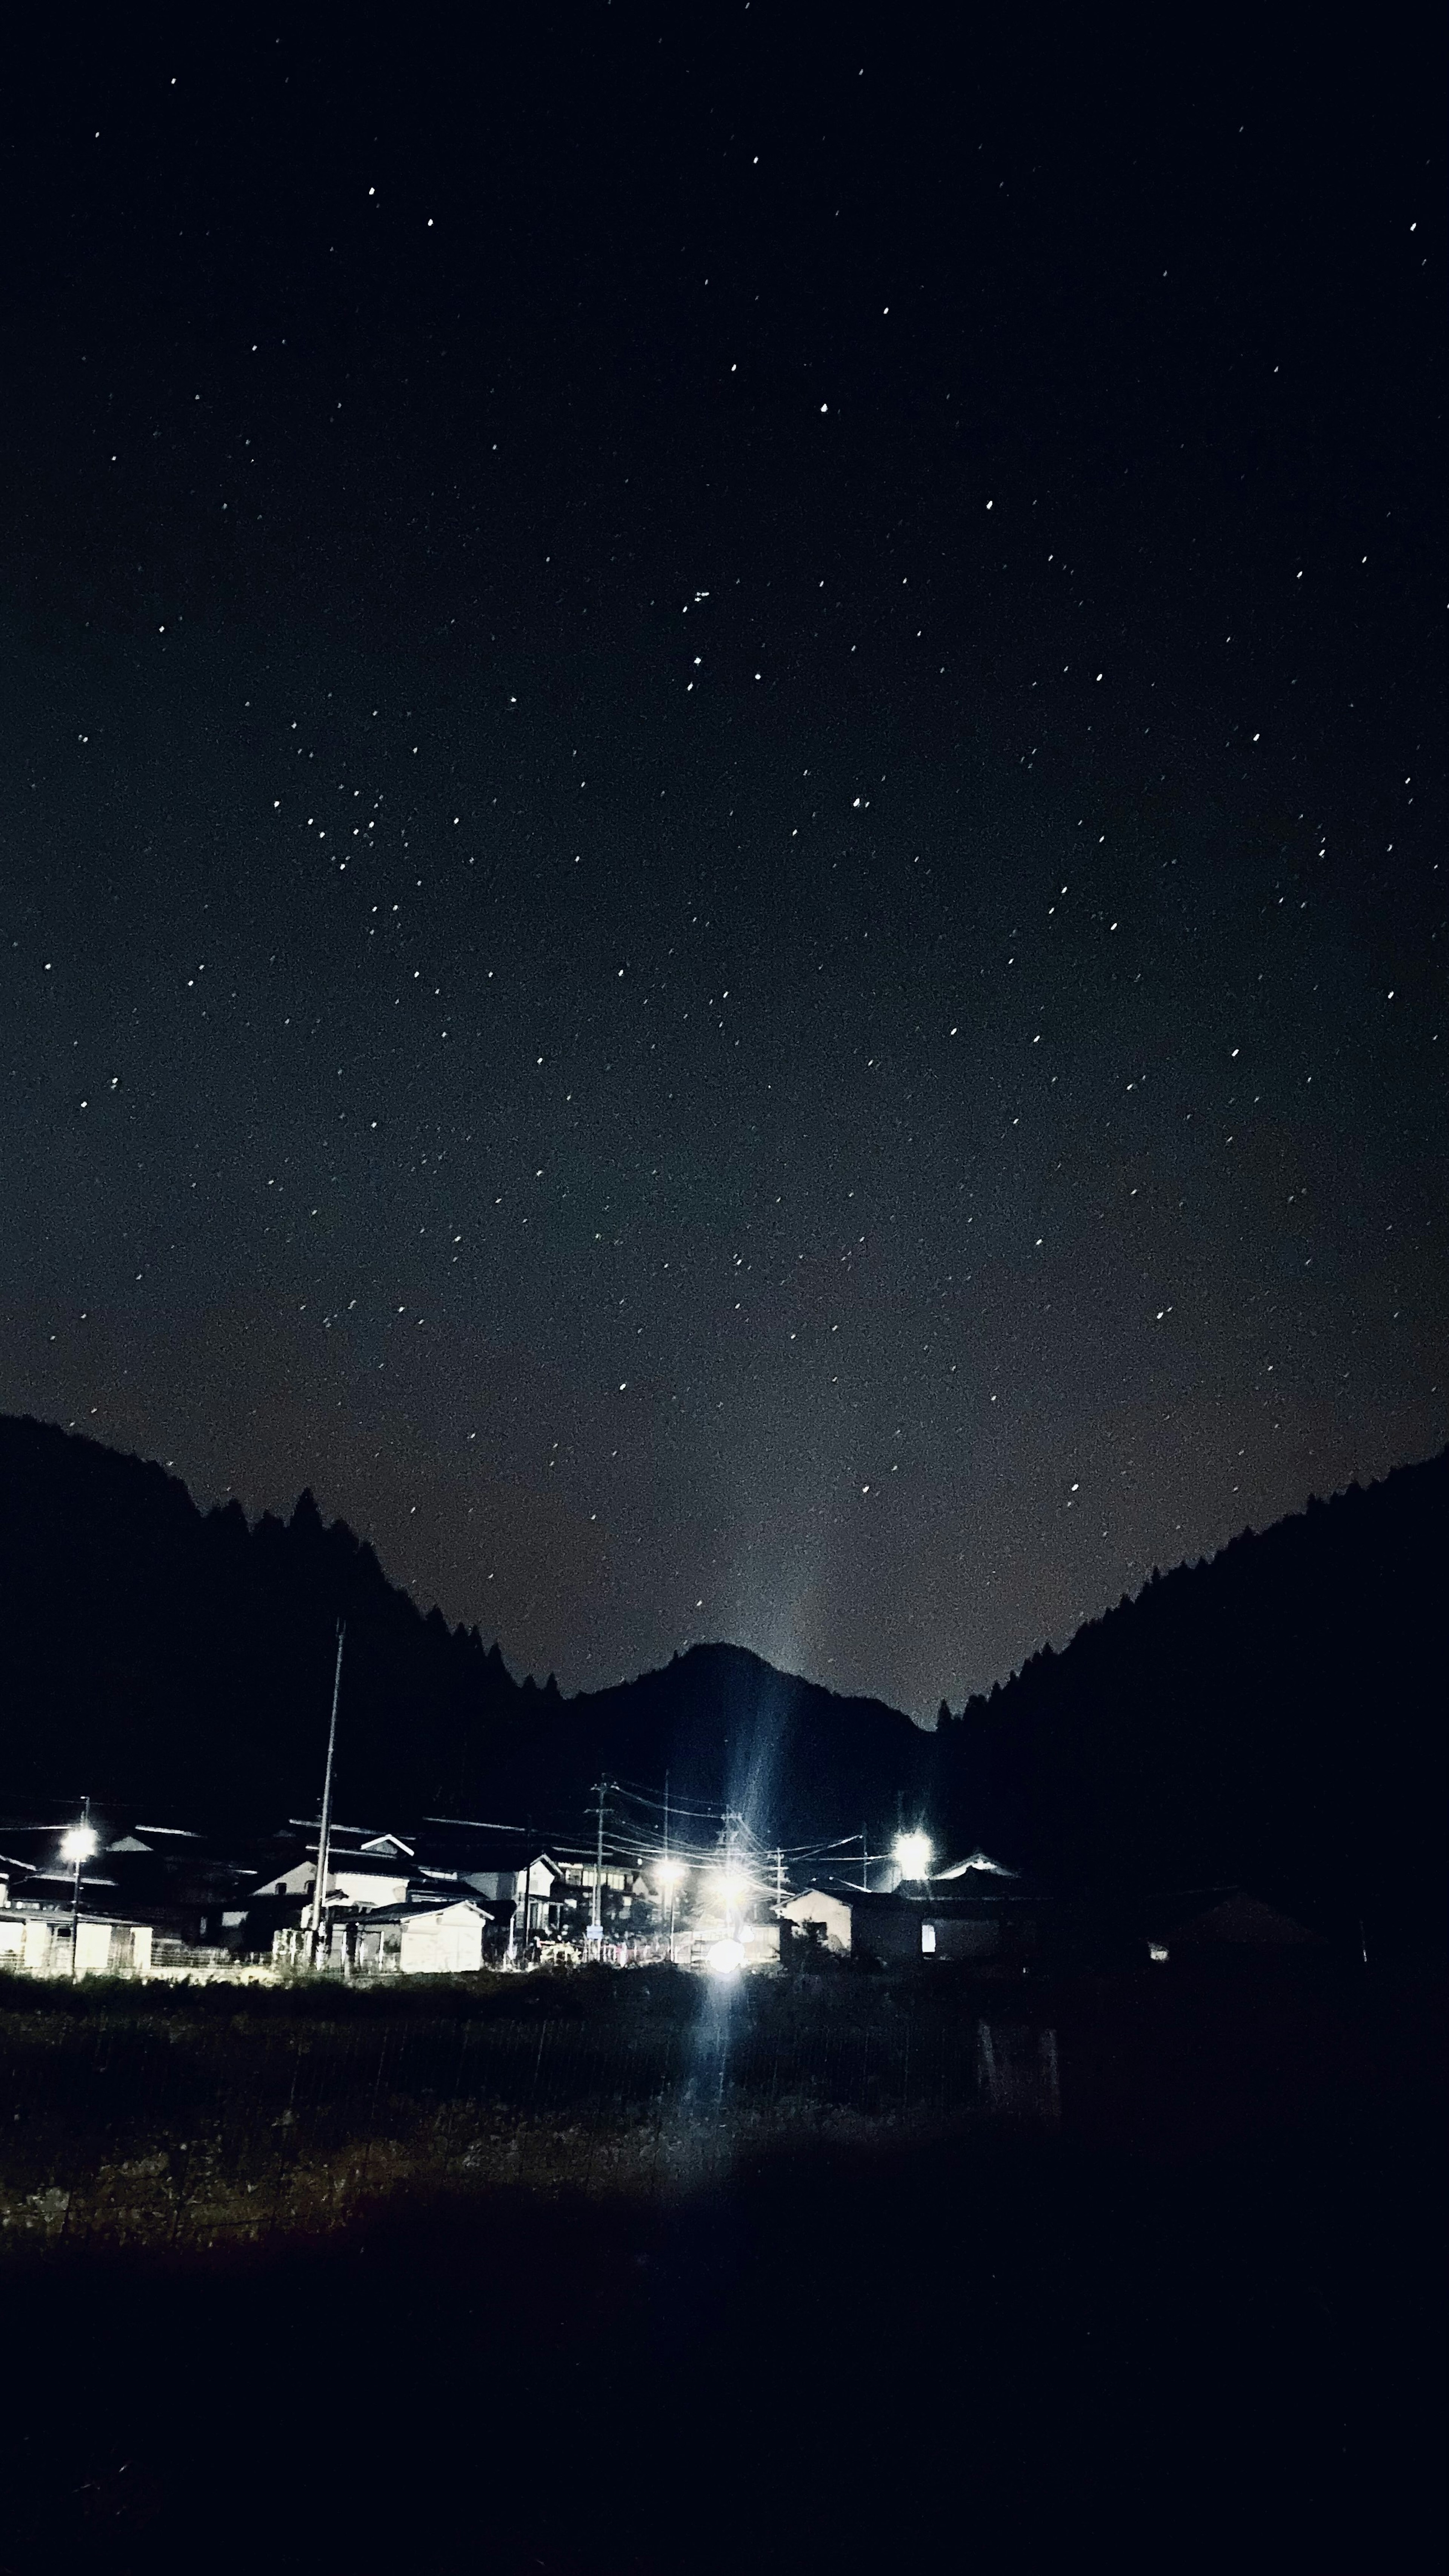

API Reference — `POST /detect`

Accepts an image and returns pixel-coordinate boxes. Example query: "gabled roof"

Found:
[784,1884,906,1913]
[354,1895,491,1927]
[282,1821,414,1858]
[932,1849,1018,1881]
[0,1906,153,1930]
[277,1848,410,1876]
[929,1852,1047,1902]
[251,1849,413,1899]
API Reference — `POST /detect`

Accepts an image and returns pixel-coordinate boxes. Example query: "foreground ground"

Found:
[0,1959,1442,2572]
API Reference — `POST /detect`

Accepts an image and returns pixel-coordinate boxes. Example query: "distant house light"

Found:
[1149,1942,1169,1964]
[921,1922,937,1955]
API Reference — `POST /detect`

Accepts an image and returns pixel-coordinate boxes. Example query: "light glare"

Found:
[894,1831,933,1880]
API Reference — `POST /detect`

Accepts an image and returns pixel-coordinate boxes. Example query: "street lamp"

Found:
[654,1857,686,1962]
[60,1821,98,1979]
[893,1831,933,1885]
[712,1865,752,1947]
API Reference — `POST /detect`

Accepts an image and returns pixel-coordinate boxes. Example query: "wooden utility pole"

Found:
[307,1622,346,1969]
[68,1794,91,1980]
[588,1778,609,1949]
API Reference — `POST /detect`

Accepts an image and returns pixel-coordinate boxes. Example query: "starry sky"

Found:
[1,11,1443,1716]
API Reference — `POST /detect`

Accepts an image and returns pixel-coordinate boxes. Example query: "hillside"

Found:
[938,1449,1449,1940]
[0,1416,924,1839]
[0,1415,1444,1941]
[486,1640,932,1843]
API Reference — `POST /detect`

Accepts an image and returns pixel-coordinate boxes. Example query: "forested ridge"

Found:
[1,1415,1443,1937]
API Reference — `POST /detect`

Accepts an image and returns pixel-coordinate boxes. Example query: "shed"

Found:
[348,1896,488,1976]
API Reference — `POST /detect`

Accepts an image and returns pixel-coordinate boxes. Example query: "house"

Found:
[549,1850,652,1941]
[250,1838,414,1910]
[782,1850,1046,1967]
[275,1895,489,1976]
[97,1823,265,1953]
[0,1913,153,1977]
[0,1816,270,1956]
[414,1821,566,1944]
[915,1850,1046,1963]
[780,1886,919,1964]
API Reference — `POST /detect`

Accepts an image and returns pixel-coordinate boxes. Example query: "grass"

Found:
[0,1958,1441,2573]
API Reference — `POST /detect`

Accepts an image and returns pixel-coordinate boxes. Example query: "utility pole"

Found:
[773,1848,785,1918]
[662,1770,673,1963]
[588,1778,609,1951]
[721,1807,744,1942]
[509,1815,534,1967]
[307,1622,346,1970]
[68,1794,91,1980]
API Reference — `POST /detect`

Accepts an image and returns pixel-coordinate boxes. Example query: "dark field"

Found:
[1,1961,1442,2573]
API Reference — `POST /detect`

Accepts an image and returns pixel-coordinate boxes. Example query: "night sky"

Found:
[2,14,1442,1715]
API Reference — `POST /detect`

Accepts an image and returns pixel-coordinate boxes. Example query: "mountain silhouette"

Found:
[0,1414,1443,1940]
[0,1416,926,1841]
[938,1447,1447,1943]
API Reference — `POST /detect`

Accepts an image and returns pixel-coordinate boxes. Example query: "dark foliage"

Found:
[940,1448,1449,1942]
[0,1416,517,1823]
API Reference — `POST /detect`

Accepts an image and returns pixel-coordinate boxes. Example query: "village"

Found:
[0,1792,1320,1987]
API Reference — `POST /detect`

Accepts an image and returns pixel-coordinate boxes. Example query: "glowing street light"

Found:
[893,1831,933,1884]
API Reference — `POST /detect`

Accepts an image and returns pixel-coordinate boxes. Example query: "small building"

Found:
[917,1850,1046,1963]
[351,1896,488,1975]
[780,1886,920,1964]
[0,1912,153,1977]
[272,1894,491,1975]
